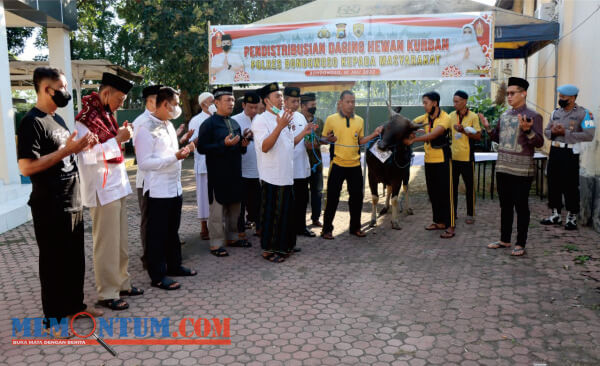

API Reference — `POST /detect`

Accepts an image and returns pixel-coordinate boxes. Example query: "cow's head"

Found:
[377,103,419,151]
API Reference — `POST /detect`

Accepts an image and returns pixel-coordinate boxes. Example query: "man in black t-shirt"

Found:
[17,67,102,335]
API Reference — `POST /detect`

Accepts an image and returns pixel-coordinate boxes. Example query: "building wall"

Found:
[529,0,600,176]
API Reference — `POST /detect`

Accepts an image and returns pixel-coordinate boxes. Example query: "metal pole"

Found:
[553,40,559,107]
[362,80,371,195]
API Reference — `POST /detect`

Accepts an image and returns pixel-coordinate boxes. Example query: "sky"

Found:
[16,0,498,61]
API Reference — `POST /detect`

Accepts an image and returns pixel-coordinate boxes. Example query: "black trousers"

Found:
[323,164,363,233]
[309,169,323,222]
[146,194,183,283]
[496,172,533,247]
[452,160,475,218]
[424,150,455,228]
[293,177,310,234]
[237,177,261,232]
[137,188,149,264]
[547,146,580,213]
[31,205,86,325]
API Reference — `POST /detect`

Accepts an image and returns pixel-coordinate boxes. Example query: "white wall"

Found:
[530,0,600,176]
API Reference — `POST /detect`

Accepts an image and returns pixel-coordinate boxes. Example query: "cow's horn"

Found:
[386,101,397,117]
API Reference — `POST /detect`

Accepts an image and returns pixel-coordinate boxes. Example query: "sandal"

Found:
[151,277,181,290]
[210,247,229,257]
[227,239,252,248]
[465,218,475,224]
[321,232,334,240]
[425,223,446,230]
[440,230,455,239]
[511,246,526,256]
[350,230,367,238]
[119,286,144,296]
[262,253,286,263]
[487,241,511,249]
[97,298,129,310]
[167,266,197,276]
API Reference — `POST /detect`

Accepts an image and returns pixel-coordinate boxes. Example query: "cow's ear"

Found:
[393,106,402,114]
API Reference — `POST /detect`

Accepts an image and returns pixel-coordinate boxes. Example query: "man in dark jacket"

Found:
[197,86,250,257]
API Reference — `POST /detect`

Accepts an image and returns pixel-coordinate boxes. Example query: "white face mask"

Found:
[169,105,182,120]
[208,104,217,115]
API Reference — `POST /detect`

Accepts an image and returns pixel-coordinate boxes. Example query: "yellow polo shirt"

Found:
[323,113,364,167]
[414,111,452,163]
[449,110,481,162]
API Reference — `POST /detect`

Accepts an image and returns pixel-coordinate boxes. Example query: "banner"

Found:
[209,13,494,84]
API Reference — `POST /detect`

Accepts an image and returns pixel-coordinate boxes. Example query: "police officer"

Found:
[541,84,595,230]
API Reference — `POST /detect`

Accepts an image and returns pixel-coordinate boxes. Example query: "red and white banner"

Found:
[209,13,494,84]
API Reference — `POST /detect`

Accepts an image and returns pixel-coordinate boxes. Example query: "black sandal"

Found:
[167,266,197,277]
[263,253,285,263]
[119,286,144,296]
[97,298,129,310]
[227,239,252,248]
[210,247,229,257]
[151,277,181,290]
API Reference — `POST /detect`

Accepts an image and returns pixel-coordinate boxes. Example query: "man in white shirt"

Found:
[75,73,142,310]
[188,92,215,240]
[283,87,316,237]
[132,84,161,268]
[232,90,261,238]
[252,83,315,263]
[210,34,245,84]
[134,87,197,290]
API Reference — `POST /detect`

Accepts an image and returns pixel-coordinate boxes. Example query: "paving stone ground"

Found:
[1,158,600,366]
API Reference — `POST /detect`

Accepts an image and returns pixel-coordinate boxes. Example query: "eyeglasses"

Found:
[506,91,522,96]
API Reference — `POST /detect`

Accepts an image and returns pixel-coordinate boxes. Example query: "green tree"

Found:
[6,27,34,56]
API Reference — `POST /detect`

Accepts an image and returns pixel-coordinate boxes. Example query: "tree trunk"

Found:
[180,90,193,125]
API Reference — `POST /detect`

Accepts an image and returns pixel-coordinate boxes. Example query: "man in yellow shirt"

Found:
[321,90,382,239]
[449,90,481,224]
[407,91,455,238]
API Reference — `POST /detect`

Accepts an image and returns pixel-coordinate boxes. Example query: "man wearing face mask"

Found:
[188,92,216,240]
[300,93,333,228]
[18,67,103,334]
[233,91,262,238]
[135,87,197,290]
[284,86,317,238]
[253,83,315,262]
[197,86,250,257]
[541,84,595,230]
[75,72,143,310]
[210,34,245,84]
[132,84,162,269]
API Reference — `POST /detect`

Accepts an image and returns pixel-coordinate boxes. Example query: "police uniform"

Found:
[541,84,596,229]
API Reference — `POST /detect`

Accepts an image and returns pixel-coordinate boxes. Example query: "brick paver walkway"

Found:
[1,159,600,366]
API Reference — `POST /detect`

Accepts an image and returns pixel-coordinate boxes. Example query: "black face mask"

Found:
[558,99,569,108]
[222,45,231,52]
[50,88,72,108]
[308,107,317,115]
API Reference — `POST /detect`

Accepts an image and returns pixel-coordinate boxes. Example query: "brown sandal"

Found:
[425,223,446,230]
[321,232,334,240]
[440,230,455,239]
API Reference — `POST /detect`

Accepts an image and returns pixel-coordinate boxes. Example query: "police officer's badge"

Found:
[353,23,364,37]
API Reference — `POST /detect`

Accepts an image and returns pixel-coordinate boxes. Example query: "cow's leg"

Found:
[391,184,402,230]
[404,183,414,216]
[380,185,392,215]
[368,172,379,227]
